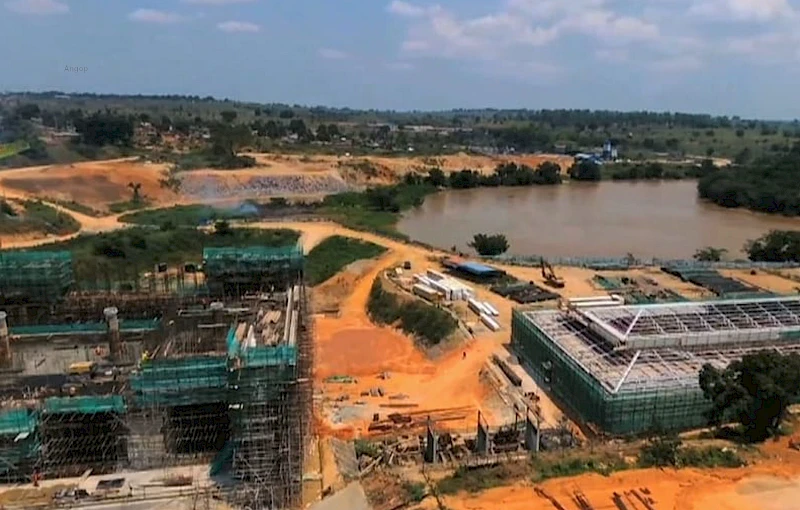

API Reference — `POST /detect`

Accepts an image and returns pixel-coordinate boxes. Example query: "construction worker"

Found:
[462,351,467,360]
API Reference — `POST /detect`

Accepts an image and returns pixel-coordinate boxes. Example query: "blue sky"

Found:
[2,0,800,119]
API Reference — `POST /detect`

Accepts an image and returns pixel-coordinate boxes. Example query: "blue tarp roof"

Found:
[456,261,503,276]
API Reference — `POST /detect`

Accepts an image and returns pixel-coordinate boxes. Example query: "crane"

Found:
[541,258,565,289]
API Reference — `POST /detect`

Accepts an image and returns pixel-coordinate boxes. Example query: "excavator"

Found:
[540,258,565,289]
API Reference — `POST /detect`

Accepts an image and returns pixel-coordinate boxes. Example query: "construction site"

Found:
[512,295,800,435]
[0,246,312,510]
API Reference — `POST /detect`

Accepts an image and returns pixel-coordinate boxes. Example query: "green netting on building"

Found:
[43,396,126,415]
[0,409,37,436]
[203,246,303,275]
[10,319,161,337]
[130,356,228,407]
[511,310,709,435]
[0,251,73,302]
[203,246,303,294]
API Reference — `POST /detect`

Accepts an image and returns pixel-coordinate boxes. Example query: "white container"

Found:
[426,270,447,282]
[571,300,621,309]
[483,301,500,316]
[428,280,452,300]
[468,298,487,315]
[480,313,501,331]
[413,283,440,301]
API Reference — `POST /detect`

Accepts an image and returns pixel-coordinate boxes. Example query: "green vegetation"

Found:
[0,200,80,236]
[437,463,528,495]
[402,482,426,503]
[605,161,708,181]
[469,233,510,256]
[48,199,102,217]
[569,159,602,181]
[120,204,256,226]
[367,277,457,346]
[639,434,744,468]
[304,236,386,286]
[699,144,800,215]
[320,184,436,239]
[700,350,800,442]
[0,140,31,160]
[30,227,298,283]
[354,439,380,458]
[693,246,728,262]
[745,230,800,262]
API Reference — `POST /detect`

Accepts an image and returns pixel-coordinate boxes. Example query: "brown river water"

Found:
[396,180,800,259]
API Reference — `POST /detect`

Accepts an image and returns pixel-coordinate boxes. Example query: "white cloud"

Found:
[389,0,660,63]
[650,55,703,73]
[217,20,260,32]
[5,0,67,15]
[386,61,415,71]
[689,0,793,22]
[129,9,185,24]
[318,48,349,60]
[182,0,255,4]
[387,0,427,17]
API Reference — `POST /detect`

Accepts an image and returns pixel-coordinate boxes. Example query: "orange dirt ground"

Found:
[438,437,800,510]
[0,158,178,211]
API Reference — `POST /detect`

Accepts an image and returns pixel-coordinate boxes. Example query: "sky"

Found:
[1,0,800,119]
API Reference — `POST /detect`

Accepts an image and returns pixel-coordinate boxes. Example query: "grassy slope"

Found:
[304,236,386,286]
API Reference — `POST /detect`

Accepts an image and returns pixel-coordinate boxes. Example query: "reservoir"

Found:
[396,180,800,259]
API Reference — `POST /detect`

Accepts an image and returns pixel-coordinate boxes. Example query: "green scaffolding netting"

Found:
[10,319,161,337]
[0,251,73,300]
[0,409,37,436]
[131,356,229,407]
[203,246,303,277]
[43,395,126,415]
[511,310,709,435]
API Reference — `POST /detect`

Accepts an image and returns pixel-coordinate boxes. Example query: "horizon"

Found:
[2,89,794,123]
[2,0,800,119]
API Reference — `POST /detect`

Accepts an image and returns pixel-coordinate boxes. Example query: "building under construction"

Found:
[0,246,311,509]
[512,296,800,435]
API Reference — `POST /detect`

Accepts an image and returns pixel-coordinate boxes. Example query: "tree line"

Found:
[698,143,800,216]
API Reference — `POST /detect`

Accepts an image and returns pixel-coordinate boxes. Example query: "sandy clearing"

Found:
[720,269,800,295]
[0,159,177,211]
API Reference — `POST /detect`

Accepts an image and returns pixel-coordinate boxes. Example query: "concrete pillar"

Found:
[525,411,540,453]
[104,307,121,364]
[475,411,489,456]
[0,311,10,366]
[210,301,224,324]
[424,417,438,464]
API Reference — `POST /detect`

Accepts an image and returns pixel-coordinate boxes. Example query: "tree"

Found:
[128,182,143,204]
[73,113,134,146]
[745,230,800,262]
[693,246,727,262]
[214,220,232,236]
[468,233,509,256]
[426,168,447,187]
[220,110,237,123]
[568,160,602,181]
[699,351,800,441]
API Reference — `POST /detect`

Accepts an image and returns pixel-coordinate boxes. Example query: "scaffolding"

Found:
[39,396,127,478]
[512,296,800,435]
[0,408,39,482]
[203,246,304,297]
[0,251,73,303]
[227,284,312,510]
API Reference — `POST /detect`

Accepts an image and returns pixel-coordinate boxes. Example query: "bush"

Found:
[403,481,426,503]
[437,464,525,495]
[0,200,81,236]
[469,233,509,256]
[305,236,386,286]
[366,278,457,345]
[531,454,629,482]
